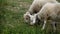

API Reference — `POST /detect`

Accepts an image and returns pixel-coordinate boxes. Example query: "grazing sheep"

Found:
[24,12,38,25]
[24,0,58,23]
[28,0,58,14]
[30,3,60,30]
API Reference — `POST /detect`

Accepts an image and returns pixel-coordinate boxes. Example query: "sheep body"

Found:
[24,0,58,23]
[37,3,60,30]
[28,0,58,14]
[38,3,60,21]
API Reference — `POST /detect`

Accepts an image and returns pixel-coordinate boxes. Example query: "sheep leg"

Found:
[41,20,47,30]
[52,21,56,31]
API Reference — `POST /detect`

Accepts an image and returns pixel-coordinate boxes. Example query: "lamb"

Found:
[24,0,58,23]
[30,3,60,30]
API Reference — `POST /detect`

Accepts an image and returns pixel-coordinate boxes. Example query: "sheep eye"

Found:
[26,17,29,20]
[26,18,28,20]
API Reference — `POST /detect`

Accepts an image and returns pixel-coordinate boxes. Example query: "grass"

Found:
[0,0,60,34]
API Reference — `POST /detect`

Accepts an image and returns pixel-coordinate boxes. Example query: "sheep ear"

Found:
[28,14,32,17]
[26,12,32,17]
[23,14,30,19]
[26,15,30,18]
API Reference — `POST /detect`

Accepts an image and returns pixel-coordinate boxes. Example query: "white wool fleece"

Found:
[37,3,60,30]
[28,0,58,14]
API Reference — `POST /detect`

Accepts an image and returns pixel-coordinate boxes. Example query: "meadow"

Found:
[0,0,60,34]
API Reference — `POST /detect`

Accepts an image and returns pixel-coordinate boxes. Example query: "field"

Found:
[0,0,60,34]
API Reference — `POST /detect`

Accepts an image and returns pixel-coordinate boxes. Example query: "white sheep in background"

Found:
[30,3,60,30]
[24,0,58,23]
[27,0,58,14]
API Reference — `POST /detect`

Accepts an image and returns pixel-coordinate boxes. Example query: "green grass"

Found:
[0,0,60,34]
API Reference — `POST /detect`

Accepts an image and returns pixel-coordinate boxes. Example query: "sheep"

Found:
[24,0,58,23]
[30,3,60,30]
[27,0,58,14]
[24,12,38,25]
